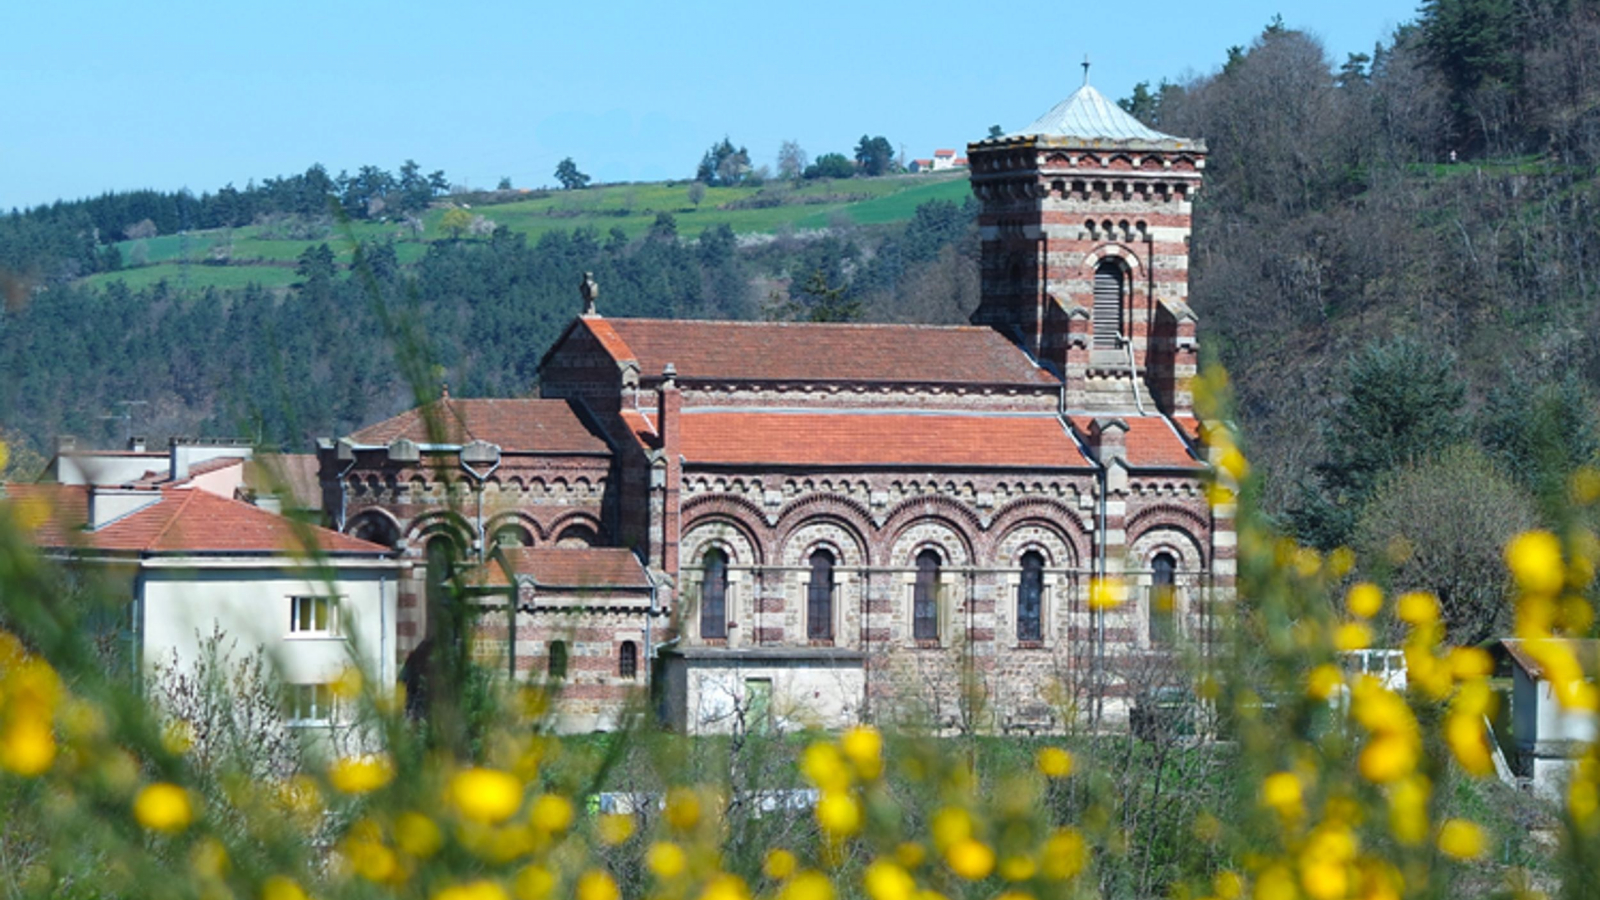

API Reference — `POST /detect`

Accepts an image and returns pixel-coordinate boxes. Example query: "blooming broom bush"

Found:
[0,368,1594,900]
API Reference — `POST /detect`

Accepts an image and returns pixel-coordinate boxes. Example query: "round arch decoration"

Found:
[884,514,975,569]
[880,495,982,551]
[544,509,604,547]
[485,510,544,547]
[406,510,473,554]
[1125,503,1211,567]
[774,494,875,562]
[346,507,404,550]
[1083,243,1143,275]
[985,497,1091,565]
[681,496,770,568]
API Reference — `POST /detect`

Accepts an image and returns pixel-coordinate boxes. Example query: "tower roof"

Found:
[1005,83,1201,150]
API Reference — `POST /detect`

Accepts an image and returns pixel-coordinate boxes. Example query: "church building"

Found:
[318,79,1230,733]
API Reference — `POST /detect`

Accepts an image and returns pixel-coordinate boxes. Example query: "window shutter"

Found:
[1093,262,1124,349]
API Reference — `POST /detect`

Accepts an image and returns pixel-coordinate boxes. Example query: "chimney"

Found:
[127,435,147,453]
[656,363,681,574]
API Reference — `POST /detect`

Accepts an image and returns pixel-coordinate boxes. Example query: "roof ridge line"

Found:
[608,316,989,332]
[142,489,200,550]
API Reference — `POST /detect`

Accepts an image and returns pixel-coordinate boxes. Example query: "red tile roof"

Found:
[1068,415,1202,469]
[4,484,387,555]
[348,398,609,454]
[492,547,652,589]
[597,319,1056,386]
[619,409,660,452]
[676,412,1090,468]
[934,149,957,157]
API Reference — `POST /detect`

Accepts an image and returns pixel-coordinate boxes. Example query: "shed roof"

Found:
[486,547,652,590]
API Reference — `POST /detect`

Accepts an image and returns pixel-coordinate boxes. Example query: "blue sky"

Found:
[2,1,1418,210]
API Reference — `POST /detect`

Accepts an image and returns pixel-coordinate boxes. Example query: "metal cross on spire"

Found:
[1082,54,1091,86]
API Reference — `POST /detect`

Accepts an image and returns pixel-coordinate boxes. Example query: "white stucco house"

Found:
[5,477,399,732]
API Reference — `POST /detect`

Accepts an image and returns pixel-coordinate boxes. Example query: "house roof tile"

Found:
[491,547,652,590]
[348,398,609,454]
[4,484,387,555]
[1068,415,1202,469]
[598,318,1056,386]
[676,411,1090,468]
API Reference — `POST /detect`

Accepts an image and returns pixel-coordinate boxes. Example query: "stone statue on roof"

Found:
[580,272,598,315]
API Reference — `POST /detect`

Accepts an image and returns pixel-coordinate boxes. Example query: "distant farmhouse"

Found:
[320,78,1226,734]
[909,149,968,173]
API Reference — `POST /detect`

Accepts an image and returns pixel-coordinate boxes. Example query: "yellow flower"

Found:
[1306,664,1343,701]
[764,848,798,880]
[341,821,400,884]
[894,841,927,869]
[801,741,850,791]
[1327,547,1355,577]
[1088,577,1125,611]
[1253,865,1296,900]
[1437,819,1486,860]
[134,782,193,834]
[863,860,916,900]
[597,813,634,845]
[1214,871,1244,900]
[331,665,364,699]
[1506,530,1564,596]
[529,793,574,833]
[513,865,557,900]
[328,754,394,794]
[1448,647,1493,679]
[261,876,309,900]
[1039,828,1087,880]
[1333,622,1372,652]
[946,839,995,880]
[816,790,862,837]
[1395,592,1439,626]
[1387,775,1430,846]
[450,767,523,824]
[396,811,444,858]
[190,837,229,879]
[1359,733,1417,784]
[575,870,619,900]
[0,716,56,776]
[1297,825,1356,900]
[645,841,688,879]
[665,787,702,831]
[1034,746,1073,778]
[701,874,751,900]
[931,806,973,851]
[841,726,883,779]
[780,871,834,900]
[433,881,510,900]
[1345,583,1383,619]
[1260,772,1303,816]
[998,855,1037,881]
[1219,446,1250,482]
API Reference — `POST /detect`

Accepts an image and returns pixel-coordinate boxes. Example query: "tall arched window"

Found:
[701,549,729,641]
[807,549,835,642]
[619,641,638,680]
[548,640,568,679]
[913,549,941,641]
[1093,259,1126,349]
[1018,551,1045,642]
[1150,553,1177,644]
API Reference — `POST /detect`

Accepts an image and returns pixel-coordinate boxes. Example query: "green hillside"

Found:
[80,173,972,293]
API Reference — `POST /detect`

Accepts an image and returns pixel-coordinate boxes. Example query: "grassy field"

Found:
[81,173,972,293]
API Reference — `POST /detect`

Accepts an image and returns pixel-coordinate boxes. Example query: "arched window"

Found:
[424,536,455,639]
[1018,551,1045,642]
[1093,259,1126,349]
[700,549,728,641]
[913,549,941,641]
[548,640,568,679]
[807,549,835,642]
[1150,553,1177,644]
[619,641,638,680]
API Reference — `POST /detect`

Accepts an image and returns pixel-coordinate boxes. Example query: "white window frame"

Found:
[285,683,335,727]
[288,595,342,639]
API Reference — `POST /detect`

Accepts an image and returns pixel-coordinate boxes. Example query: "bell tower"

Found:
[968,72,1206,413]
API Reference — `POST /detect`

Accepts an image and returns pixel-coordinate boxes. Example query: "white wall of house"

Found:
[138,559,399,692]
[1512,664,1598,800]
[663,656,864,734]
